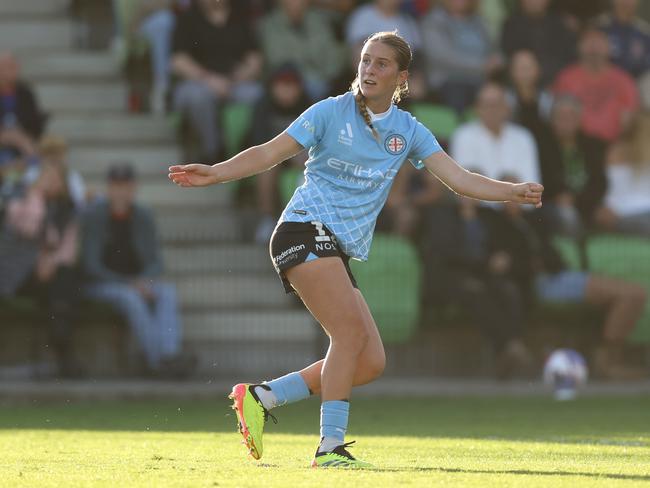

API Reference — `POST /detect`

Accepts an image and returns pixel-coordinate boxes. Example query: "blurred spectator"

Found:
[550,0,610,31]
[497,196,647,379]
[479,0,511,44]
[249,65,309,244]
[501,0,577,87]
[0,52,46,185]
[81,163,193,378]
[172,0,263,160]
[419,0,502,114]
[24,135,87,210]
[0,161,82,377]
[345,0,422,56]
[118,0,179,114]
[416,192,534,378]
[533,96,608,236]
[450,82,541,187]
[506,50,554,125]
[597,0,650,78]
[553,26,639,143]
[259,0,344,101]
[596,112,650,237]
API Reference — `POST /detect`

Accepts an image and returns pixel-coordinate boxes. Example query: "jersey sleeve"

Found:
[285,98,335,149]
[407,121,442,169]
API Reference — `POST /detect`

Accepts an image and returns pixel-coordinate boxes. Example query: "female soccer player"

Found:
[169,31,543,469]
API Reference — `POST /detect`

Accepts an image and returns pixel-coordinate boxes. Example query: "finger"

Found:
[527,183,544,193]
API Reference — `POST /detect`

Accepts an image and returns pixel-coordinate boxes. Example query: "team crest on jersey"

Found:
[384,134,406,155]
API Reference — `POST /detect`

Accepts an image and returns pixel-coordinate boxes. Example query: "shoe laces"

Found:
[332,441,357,460]
[249,384,278,424]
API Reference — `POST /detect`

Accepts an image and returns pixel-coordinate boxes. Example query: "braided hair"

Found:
[350,31,412,141]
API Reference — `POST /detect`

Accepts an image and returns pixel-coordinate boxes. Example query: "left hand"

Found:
[511,182,544,208]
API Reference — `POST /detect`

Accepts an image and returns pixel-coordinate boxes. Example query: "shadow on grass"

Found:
[1,396,649,448]
[373,466,650,482]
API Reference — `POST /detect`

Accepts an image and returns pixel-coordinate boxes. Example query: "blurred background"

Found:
[0,0,649,388]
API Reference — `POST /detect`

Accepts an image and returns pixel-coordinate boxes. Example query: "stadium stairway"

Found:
[1,0,319,378]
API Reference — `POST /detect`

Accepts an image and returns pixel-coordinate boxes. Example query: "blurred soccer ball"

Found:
[543,349,588,401]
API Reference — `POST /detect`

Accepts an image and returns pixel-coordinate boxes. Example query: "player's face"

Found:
[358,41,406,103]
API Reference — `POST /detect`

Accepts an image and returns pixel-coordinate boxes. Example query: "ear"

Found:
[398,70,408,87]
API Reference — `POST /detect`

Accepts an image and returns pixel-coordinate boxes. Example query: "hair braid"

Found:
[353,90,380,142]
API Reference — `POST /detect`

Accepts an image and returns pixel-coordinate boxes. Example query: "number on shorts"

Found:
[311,221,331,242]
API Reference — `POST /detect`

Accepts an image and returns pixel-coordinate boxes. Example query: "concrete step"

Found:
[189,340,319,378]
[82,181,233,209]
[68,144,182,178]
[158,213,242,243]
[36,82,127,113]
[176,274,292,308]
[50,114,175,144]
[0,0,68,16]
[21,52,119,81]
[183,310,317,342]
[0,20,71,50]
[164,244,270,274]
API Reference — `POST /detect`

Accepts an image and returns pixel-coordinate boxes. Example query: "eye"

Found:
[379,62,387,68]
[362,58,370,65]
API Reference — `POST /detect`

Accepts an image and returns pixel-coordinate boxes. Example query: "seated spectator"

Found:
[171,0,262,161]
[345,1,427,102]
[249,65,310,244]
[81,163,193,378]
[450,82,541,188]
[535,95,608,236]
[553,26,639,143]
[497,193,647,379]
[0,52,46,187]
[596,112,650,237]
[345,0,422,57]
[419,0,502,114]
[501,0,577,87]
[119,0,180,114]
[506,49,554,126]
[418,191,534,379]
[258,0,344,101]
[0,161,81,377]
[597,0,650,78]
[24,135,87,210]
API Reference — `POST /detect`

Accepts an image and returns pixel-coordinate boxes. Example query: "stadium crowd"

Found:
[1,0,650,380]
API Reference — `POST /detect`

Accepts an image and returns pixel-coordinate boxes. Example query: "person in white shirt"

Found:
[450,82,541,188]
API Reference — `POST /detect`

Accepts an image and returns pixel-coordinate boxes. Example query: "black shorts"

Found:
[270,221,359,294]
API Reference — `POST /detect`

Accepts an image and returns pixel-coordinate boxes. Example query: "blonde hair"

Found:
[619,112,650,172]
[350,31,412,141]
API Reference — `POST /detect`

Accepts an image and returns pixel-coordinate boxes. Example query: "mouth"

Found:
[363,79,377,86]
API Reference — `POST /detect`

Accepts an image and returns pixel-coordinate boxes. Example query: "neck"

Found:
[110,204,132,217]
[365,97,391,114]
[615,10,634,23]
[583,59,608,73]
[556,131,576,146]
[484,122,503,137]
[516,84,537,101]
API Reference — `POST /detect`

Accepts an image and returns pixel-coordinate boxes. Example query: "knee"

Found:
[364,348,386,380]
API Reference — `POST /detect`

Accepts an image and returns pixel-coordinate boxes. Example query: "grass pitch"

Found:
[1,395,649,487]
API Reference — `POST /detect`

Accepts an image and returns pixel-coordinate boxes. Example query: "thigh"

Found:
[285,257,366,338]
[85,282,145,311]
[173,80,216,107]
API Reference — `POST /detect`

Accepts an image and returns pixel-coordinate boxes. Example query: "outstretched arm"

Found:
[423,150,544,207]
[168,132,304,187]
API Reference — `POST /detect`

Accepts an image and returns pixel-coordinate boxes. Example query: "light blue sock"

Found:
[320,400,349,450]
[257,372,311,409]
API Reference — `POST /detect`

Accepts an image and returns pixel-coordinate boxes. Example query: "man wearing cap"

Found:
[81,163,191,377]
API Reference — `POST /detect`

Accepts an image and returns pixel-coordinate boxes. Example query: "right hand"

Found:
[168,163,219,187]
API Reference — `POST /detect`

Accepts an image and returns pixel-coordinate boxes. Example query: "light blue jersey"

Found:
[281,91,442,261]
